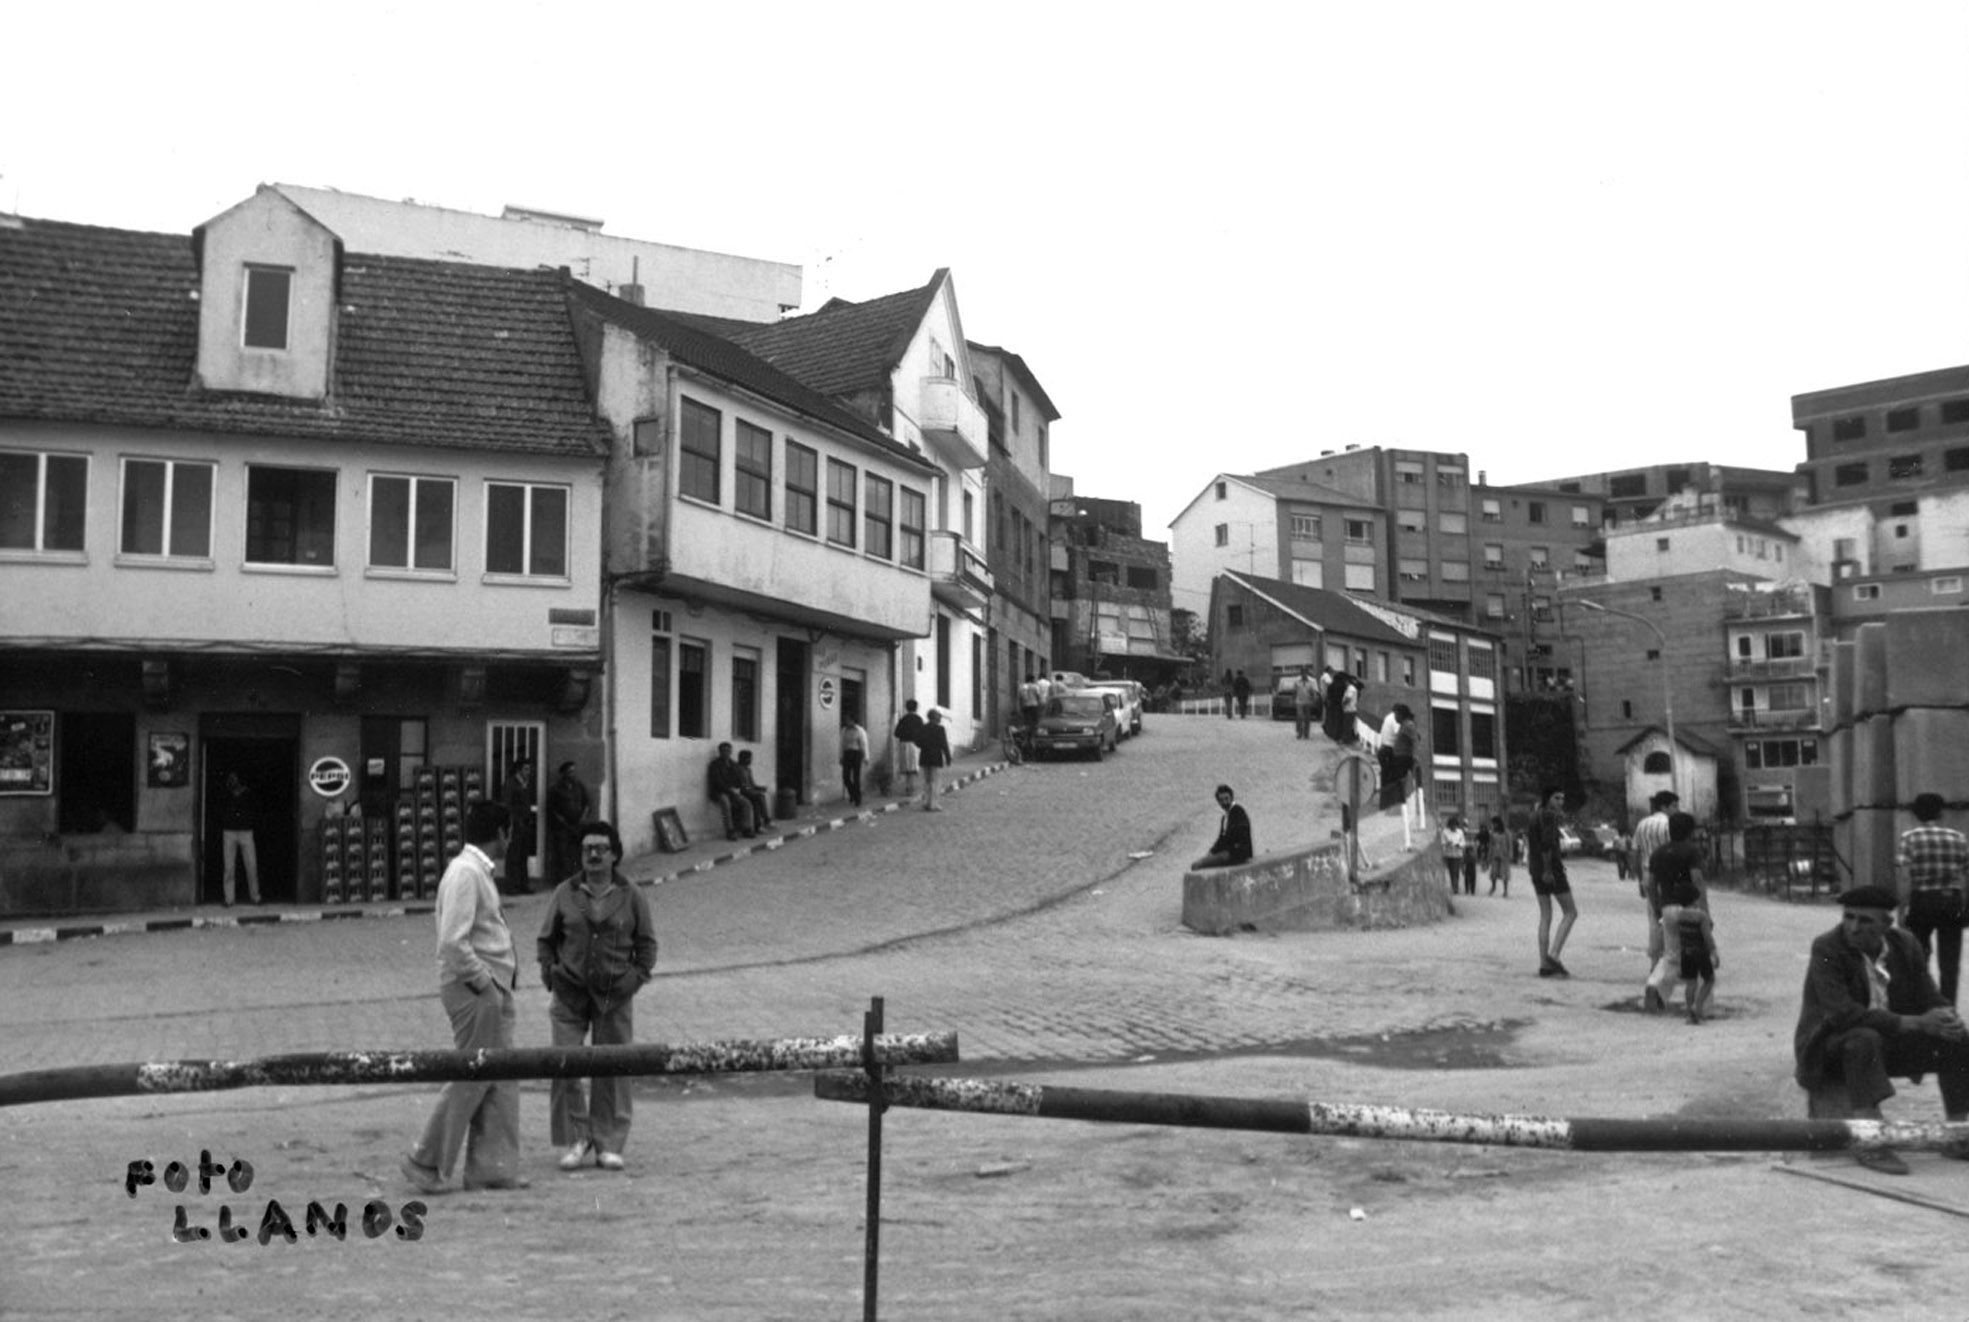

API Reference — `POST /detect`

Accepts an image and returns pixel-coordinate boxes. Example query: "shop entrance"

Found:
[199,722,300,905]
[775,638,809,803]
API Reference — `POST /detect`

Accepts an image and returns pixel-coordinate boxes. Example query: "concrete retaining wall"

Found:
[1182,838,1452,934]
[1828,612,1969,884]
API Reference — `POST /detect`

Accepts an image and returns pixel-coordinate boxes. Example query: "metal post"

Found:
[861,997,886,1322]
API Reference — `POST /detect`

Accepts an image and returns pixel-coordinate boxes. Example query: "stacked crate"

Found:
[398,765,488,899]
[319,817,366,905]
[361,817,392,902]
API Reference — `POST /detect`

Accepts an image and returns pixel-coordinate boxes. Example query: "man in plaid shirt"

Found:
[1897,791,1969,1005]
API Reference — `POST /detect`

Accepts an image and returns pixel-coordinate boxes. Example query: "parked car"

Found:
[1084,682,1144,737]
[1030,693,1119,761]
[1582,824,1621,857]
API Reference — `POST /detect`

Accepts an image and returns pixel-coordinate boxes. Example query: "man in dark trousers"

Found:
[1794,884,1969,1175]
[708,743,756,839]
[500,757,536,895]
[1897,791,1968,1005]
[1190,785,1253,870]
[1232,669,1252,719]
[544,760,591,886]
[218,771,262,906]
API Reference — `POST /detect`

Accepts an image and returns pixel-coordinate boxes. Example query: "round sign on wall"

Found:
[817,676,837,711]
[308,756,353,798]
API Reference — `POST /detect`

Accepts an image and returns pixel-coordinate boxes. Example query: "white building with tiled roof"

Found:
[0,186,612,914]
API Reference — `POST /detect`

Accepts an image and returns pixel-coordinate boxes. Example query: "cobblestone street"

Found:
[6,715,1966,1319]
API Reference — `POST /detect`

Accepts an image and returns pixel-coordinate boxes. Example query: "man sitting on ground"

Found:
[707,743,755,840]
[1793,884,1969,1175]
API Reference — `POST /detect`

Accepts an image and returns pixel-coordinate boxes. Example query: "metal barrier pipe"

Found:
[0,1033,960,1108]
[814,1073,1969,1155]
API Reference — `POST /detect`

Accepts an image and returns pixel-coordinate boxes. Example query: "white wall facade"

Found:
[0,420,604,656]
[1605,517,1800,583]
[1169,477,1280,617]
[273,185,802,323]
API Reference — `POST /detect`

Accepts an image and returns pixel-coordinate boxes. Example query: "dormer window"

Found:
[242,265,294,350]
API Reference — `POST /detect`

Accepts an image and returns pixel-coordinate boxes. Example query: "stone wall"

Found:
[1181,834,1452,934]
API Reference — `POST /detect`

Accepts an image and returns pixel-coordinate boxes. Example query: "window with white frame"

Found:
[485,481,569,578]
[1398,510,1426,533]
[900,487,926,569]
[242,265,293,350]
[1765,631,1805,660]
[1479,498,1502,523]
[1528,546,1549,568]
[1290,558,1322,588]
[1428,637,1459,673]
[1433,777,1464,810]
[731,646,760,743]
[864,473,893,559]
[1344,562,1375,591]
[1934,576,1963,595]
[0,449,88,553]
[1485,593,1506,618]
[1483,542,1504,568]
[786,442,819,535]
[246,465,337,567]
[121,458,215,560]
[734,419,772,521]
[679,397,721,505]
[1571,505,1591,527]
[367,473,453,572]
[1345,519,1372,543]
[1399,557,1428,582]
[826,459,857,547]
[1467,645,1495,680]
[1767,682,1812,712]
[1290,512,1321,539]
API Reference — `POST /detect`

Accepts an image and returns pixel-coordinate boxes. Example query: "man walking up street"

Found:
[917,709,952,811]
[1292,669,1317,740]
[1898,791,1969,1005]
[537,820,657,1174]
[1630,791,1676,968]
[403,799,528,1194]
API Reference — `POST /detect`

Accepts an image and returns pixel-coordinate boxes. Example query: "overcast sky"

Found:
[7,2,1965,534]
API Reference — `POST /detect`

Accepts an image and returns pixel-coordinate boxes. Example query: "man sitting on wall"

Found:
[707,743,756,841]
[734,750,775,834]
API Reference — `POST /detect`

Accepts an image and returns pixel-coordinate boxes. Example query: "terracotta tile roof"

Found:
[564,280,937,475]
[1221,571,1420,648]
[0,216,610,458]
[707,272,946,399]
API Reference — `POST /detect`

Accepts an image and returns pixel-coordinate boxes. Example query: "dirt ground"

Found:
[8,871,1969,1320]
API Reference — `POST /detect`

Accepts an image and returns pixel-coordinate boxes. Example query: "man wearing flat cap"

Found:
[1793,884,1969,1175]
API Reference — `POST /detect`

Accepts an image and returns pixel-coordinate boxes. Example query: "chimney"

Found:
[618,256,645,307]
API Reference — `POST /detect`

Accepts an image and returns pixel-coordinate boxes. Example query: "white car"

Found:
[1082,682,1143,737]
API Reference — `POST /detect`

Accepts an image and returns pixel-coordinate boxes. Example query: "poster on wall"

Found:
[0,711,55,795]
[148,732,191,788]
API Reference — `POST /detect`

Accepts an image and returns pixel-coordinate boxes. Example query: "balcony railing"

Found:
[1727,708,1821,732]
[919,378,988,468]
[929,530,993,610]
[1722,588,1819,620]
[1726,656,1817,680]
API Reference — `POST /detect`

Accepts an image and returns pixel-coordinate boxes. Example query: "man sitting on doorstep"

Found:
[707,743,756,840]
[1793,884,1969,1176]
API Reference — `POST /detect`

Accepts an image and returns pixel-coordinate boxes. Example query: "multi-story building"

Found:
[707,270,995,752]
[1253,447,1478,619]
[969,342,1058,735]
[1048,490,1180,685]
[1168,471,1388,617]
[266,184,801,323]
[1469,479,1606,690]
[1791,363,1969,509]
[1559,502,1816,822]
[1206,571,1509,820]
[1721,581,1834,823]
[0,189,611,914]
[1544,462,1798,529]
[561,283,943,853]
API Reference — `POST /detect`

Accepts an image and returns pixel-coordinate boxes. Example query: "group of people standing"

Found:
[402,800,657,1193]
[1440,814,1514,897]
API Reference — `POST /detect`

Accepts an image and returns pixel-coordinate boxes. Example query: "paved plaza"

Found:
[4,715,1966,1319]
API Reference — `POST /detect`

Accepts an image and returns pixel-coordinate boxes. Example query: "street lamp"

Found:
[1577,598,1679,804]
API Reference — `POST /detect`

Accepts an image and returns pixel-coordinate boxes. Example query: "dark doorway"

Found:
[775,638,809,803]
[840,672,865,727]
[200,732,300,904]
[359,715,429,820]
[57,712,137,833]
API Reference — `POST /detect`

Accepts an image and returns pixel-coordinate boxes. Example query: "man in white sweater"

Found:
[402,798,528,1193]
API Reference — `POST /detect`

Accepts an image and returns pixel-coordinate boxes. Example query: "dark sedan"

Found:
[1030,694,1119,761]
